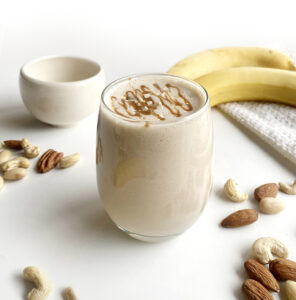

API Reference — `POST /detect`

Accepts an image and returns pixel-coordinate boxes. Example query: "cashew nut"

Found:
[0,140,3,149]
[21,138,40,158]
[252,237,289,264]
[279,179,296,195]
[0,176,3,191]
[285,280,296,300]
[1,156,30,172]
[3,168,26,180]
[0,149,12,164]
[223,178,248,202]
[59,153,81,169]
[64,287,78,300]
[259,197,285,214]
[23,266,52,300]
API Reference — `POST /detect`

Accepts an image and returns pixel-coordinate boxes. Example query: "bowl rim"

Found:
[20,55,104,86]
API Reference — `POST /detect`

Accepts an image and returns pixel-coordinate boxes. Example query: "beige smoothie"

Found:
[96,74,213,241]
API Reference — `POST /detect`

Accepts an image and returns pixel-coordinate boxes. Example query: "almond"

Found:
[221,209,258,228]
[4,140,23,150]
[269,258,296,281]
[244,259,279,292]
[254,183,278,201]
[242,279,273,300]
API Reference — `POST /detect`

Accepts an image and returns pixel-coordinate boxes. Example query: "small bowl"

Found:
[19,55,106,127]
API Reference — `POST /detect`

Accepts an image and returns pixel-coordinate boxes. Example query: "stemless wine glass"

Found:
[96,73,213,242]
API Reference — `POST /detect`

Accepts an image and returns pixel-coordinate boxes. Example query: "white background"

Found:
[0,0,296,299]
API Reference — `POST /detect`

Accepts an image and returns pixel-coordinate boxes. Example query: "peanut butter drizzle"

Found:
[110,83,193,122]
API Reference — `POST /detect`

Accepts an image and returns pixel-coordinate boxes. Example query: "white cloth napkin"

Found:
[218,102,296,165]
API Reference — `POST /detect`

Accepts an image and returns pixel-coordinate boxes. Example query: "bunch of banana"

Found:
[168,47,296,107]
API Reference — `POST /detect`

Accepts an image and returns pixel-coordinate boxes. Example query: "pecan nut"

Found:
[37,149,64,173]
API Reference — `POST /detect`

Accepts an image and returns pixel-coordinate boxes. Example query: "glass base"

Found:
[117,225,183,242]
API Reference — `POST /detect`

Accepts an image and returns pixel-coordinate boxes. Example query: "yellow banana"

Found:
[168,47,296,80]
[195,67,296,107]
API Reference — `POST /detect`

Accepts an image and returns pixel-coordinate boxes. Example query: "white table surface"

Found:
[1,1,296,299]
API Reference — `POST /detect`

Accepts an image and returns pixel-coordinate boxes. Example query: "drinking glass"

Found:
[96,73,213,242]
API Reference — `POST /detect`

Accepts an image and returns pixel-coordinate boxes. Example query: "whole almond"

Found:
[4,140,23,150]
[244,259,279,292]
[221,209,258,228]
[269,258,296,281]
[254,183,278,201]
[242,279,273,300]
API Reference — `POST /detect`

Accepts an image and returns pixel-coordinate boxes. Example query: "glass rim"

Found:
[100,73,210,125]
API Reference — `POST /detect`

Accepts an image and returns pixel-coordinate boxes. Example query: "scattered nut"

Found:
[223,178,248,202]
[59,153,80,169]
[279,179,296,195]
[221,209,258,228]
[64,287,78,300]
[0,176,3,191]
[0,149,12,164]
[244,259,279,292]
[285,280,296,300]
[4,139,23,150]
[254,183,278,201]
[0,140,3,149]
[37,149,63,173]
[252,237,289,264]
[259,197,285,214]
[242,279,273,300]
[3,168,26,181]
[269,258,296,281]
[21,138,40,158]
[23,266,52,300]
[1,157,30,172]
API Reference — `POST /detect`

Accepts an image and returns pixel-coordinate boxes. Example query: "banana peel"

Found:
[168,47,296,108]
[168,47,296,80]
[195,67,296,107]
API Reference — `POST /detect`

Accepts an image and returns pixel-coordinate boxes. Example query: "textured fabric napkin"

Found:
[218,102,296,165]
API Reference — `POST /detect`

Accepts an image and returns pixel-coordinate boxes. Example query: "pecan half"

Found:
[37,149,64,173]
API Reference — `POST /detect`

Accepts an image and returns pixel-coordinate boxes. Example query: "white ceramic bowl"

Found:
[19,55,105,126]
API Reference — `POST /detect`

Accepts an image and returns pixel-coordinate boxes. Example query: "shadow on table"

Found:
[214,187,230,203]
[0,104,53,131]
[214,187,258,209]
[232,247,250,300]
[80,201,135,244]
[12,192,165,300]
[13,273,34,300]
[44,190,165,250]
[218,109,296,174]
